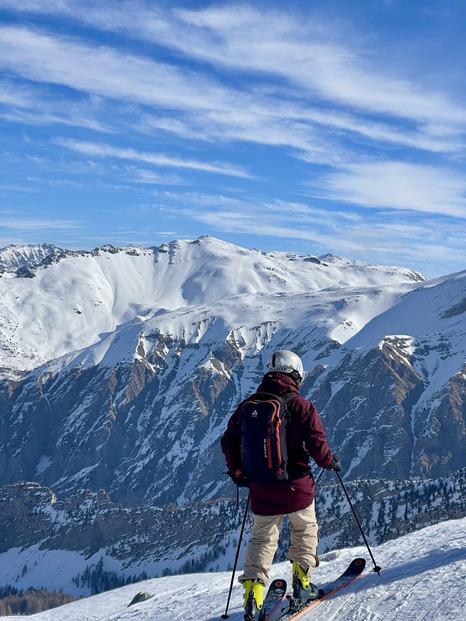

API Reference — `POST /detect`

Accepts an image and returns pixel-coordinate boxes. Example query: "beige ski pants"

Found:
[239,501,318,585]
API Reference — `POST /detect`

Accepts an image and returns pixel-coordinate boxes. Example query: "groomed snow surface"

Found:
[6,517,465,621]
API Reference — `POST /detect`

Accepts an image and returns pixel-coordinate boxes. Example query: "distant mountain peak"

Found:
[0,242,63,271]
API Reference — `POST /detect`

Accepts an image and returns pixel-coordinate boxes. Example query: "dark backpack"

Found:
[240,392,296,485]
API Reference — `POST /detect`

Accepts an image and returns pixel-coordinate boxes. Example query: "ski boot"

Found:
[243,579,264,620]
[292,562,319,603]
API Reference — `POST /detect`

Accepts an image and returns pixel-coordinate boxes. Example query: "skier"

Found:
[221,350,341,621]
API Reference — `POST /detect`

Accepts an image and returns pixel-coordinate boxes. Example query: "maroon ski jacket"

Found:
[221,372,334,516]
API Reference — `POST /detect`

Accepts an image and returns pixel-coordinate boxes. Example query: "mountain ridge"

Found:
[0,236,426,378]
[0,237,427,280]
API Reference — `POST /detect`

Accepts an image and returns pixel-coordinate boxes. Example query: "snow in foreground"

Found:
[6,517,465,621]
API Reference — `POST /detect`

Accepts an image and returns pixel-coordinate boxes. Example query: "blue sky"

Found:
[0,0,465,277]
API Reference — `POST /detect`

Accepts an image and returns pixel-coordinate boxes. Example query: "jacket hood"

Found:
[257,372,300,395]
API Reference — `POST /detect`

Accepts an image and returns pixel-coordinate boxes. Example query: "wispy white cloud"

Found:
[27,176,88,189]
[0,79,113,132]
[25,160,184,187]
[174,5,466,126]
[0,25,344,168]
[9,0,460,127]
[55,138,252,178]
[0,184,38,192]
[0,80,36,108]
[0,107,112,133]
[0,217,80,230]
[124,167,184,186]
[0,25,233,113]
[152,190,466,276]
[0,6,464,159]
[314,161,466,218]
[23,154,105,177]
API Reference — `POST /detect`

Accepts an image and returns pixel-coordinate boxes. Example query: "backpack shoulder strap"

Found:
[279,392,297,422]
[281,392,298,405]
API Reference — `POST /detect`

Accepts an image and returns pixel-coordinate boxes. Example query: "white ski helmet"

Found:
[266,350,304,381]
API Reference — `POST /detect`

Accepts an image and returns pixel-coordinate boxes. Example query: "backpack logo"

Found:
[251,410,259,418]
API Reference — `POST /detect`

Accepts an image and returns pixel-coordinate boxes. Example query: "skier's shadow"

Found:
[351,546,466,593]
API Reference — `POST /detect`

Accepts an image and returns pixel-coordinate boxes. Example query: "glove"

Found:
[327,456,342,472]
[227,470,250,488]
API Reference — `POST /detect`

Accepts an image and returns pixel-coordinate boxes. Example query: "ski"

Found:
[261,579,288,621]
[272,557,366,620]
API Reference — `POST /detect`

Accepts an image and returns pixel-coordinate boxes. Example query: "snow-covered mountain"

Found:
[0,237,464,506]
[0,237,423,375]
[2,516,465,620]
[0,243,62,273]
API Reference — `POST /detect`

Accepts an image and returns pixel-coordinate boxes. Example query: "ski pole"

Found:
[221,492,250,619]
[335,471,382,576]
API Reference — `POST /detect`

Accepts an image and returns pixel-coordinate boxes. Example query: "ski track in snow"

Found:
[4,517,465,621]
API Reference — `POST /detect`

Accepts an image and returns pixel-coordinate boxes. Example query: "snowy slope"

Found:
[4,516,465,621]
